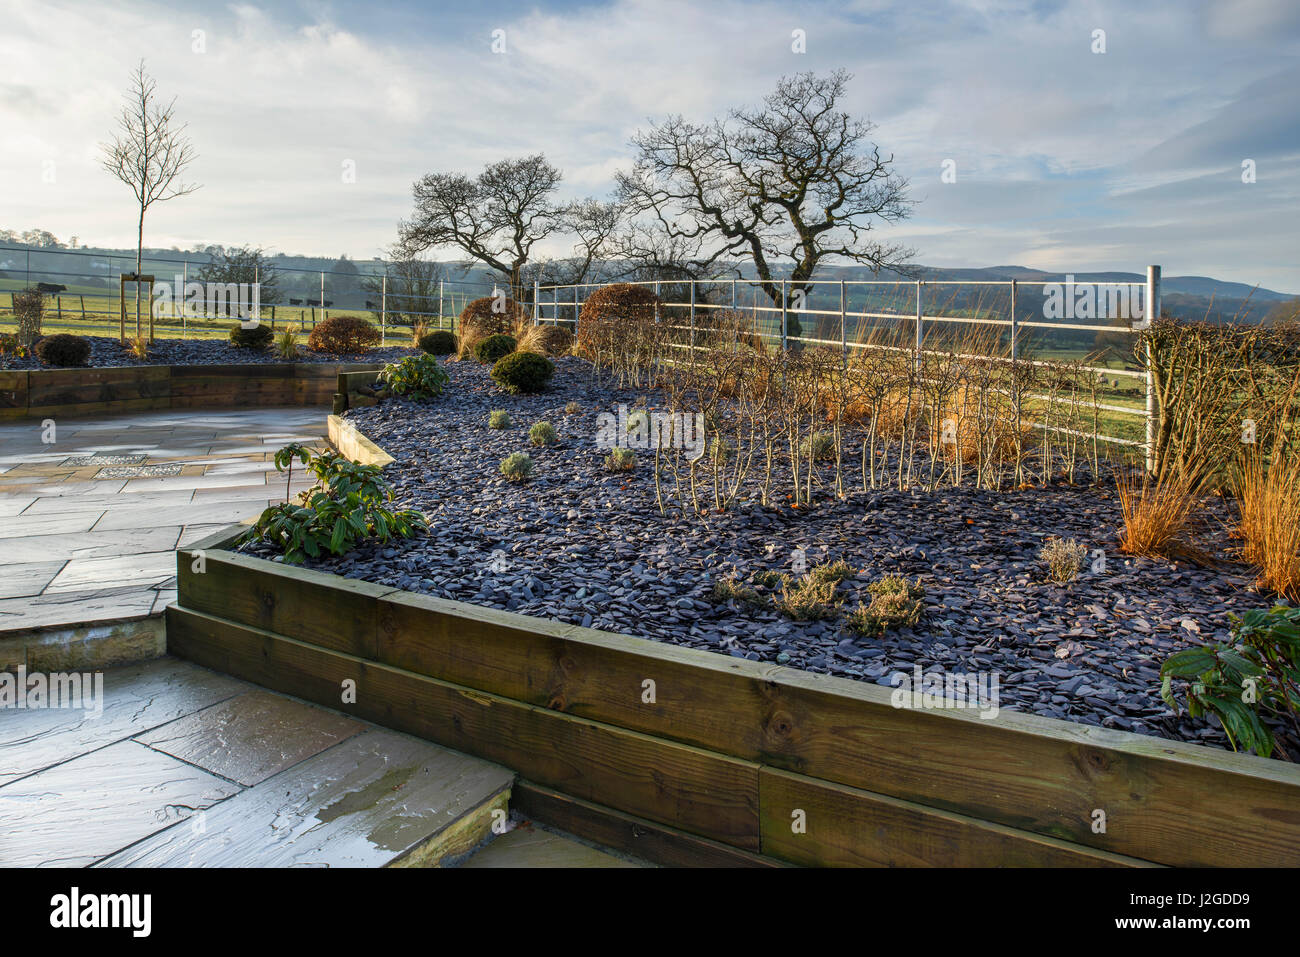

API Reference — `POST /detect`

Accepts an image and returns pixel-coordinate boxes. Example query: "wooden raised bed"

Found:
[0,363,384,420]
[168,527,1300,867]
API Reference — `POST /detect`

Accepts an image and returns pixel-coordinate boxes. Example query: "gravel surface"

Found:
[239,355,1295,756]
[1,335,419,369]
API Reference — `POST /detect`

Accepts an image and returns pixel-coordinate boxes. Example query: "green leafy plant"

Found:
[229,323,274,349]
[845,576,926,637]
[474,333,517,364]
[499,452,534,483]
[378,353,450,400]
[1039,536,1088,584]
[276,326,300,359]
[418,330,457,355]
[1161,604,1300,757]
[529,421,558,446]
[240,445,426,563]
[491,350,554,394]
[489,409,511,429]
[605,447,636,472]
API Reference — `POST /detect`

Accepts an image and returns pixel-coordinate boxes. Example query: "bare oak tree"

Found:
[100,61,201,278]
[616,69,915,339]
[399,154,566,302]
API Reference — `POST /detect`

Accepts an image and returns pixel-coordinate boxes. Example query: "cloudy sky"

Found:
[2,0,1298,291]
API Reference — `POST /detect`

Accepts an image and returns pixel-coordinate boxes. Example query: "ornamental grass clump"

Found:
[529,421,558,446]
[605,447,636,472]
[1039,536,1089,584]
[844,575,926,638]
[488,410,511,429]
[499,452,534,483]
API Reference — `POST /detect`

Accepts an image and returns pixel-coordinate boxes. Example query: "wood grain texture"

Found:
[758,767,1153,868]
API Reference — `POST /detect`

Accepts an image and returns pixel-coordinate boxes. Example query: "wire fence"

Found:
[534,270,1162,463]
[0,244,499,344]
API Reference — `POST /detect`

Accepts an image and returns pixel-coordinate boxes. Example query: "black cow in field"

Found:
[35,282,67,294]
[365,300,377,310]
[306,299,334,308]
[289,298,303,306]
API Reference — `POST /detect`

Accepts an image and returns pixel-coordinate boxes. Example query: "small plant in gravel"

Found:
[800,431,836,462]
[240,445,426,563]
[1039,536,1088,584]
[605,447,636,472]
[489,410,511,429]
[845,576,926,638]
[229,323,274,349]
[379,353,449,400]
[128,335,150,360]
[529,421,558,446]
[711,575,767,609]
[473,333,517,364]
[33,333,91,367]
[564,400,581,415]
[418,329,457,356]
[751,570,785,589]
[499,452,534,483]
[773,569,843,621]
[1161,603,1300,757]
[276,326,300,360]
[491,351,554,394]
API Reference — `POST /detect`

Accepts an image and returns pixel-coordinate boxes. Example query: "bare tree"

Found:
[617,69,915,339]
[101,61,200,275]
[399,154,566,302]
[100,60,200,335]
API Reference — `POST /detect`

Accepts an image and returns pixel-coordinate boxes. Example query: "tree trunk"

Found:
[135,207,144,340]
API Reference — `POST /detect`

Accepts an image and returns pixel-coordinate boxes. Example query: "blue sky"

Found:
[2,0,1298,292]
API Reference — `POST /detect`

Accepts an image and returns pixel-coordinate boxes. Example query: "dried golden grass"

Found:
[1232,447,1300,600]
[1116,468,1200,558]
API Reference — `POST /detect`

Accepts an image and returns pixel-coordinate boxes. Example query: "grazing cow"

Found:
[306,298,319,307]
[289,298,303,306]
[35,282,67,294]
[365,300,377,310]
[323,300,333,308]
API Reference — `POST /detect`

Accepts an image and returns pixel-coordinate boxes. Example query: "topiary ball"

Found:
[491,351,554,394]
[229,323,274,349]
[34,333,92,367]
[418,330,457,356]
[473,333,517,364]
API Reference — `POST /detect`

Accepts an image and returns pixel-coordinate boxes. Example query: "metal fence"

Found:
[534,267,1162,466]
[0,244,498,344]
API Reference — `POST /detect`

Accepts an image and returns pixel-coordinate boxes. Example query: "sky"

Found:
[1,0,1298,292]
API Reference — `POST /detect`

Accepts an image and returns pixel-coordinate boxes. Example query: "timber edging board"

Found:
[0,362,385,419]
[173,528,1300,867]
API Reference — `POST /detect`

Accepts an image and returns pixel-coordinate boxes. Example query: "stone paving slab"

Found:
[0,406,328,631]
[135,690,366,787]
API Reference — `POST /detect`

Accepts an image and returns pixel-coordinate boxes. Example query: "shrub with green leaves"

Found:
[529,421,557,446]
[1161,604,1300,757]
[239,445,426,563]
[845,576,926,638]
[605,447,636,472]
[378,353,450,400]
[418,330,457,355]
[489,410,511,429]
[229,323,274,349]
[491,351,554,394]
[1039,537,1088,584]
[499,452,534,483]
[474,333,517,363]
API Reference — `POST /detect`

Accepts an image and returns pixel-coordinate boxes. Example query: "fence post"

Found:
[574,284,581,332]
[914,280,924,371]
[654,281,661,323]
[731,279,736,312]
[1145,264,1161,474]
[182,260,187,337]
[839,280,847,367]
[1009,279,1018,361]
[80,294,86,321]
[320,271,326,322]
[533,280,540,326]
[781,280,788,350]
[689,280,696,355]
[380,275,387,345]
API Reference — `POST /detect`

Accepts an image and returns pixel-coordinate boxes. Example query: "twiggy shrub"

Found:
[12,288,43,346]
[1039,537,1088,584]
[499,452,534,483]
